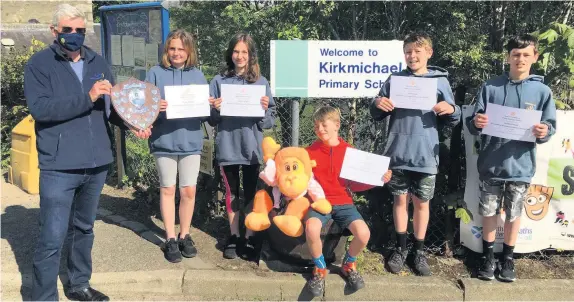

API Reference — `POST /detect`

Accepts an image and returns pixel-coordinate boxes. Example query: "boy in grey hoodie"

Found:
[208,33,276,261]
[467,34,556,282]
[370,32,461,276]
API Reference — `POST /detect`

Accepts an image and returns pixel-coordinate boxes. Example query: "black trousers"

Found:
[221,164,260,213]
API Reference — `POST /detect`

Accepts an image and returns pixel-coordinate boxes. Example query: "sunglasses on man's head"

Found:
[60,27,86,35]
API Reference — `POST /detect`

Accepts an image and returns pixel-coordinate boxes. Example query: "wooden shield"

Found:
[110,77,161,131]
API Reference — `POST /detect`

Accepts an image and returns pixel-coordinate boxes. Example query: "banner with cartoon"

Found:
[460,105,574,253]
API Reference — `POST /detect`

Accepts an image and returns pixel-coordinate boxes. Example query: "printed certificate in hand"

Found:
[165,85,210,119]
[389,76,438,110]
[482,103,542,142]
[220,84,265,117]
[340,147,390,187]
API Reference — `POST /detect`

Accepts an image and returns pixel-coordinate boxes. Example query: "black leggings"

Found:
[221,164,260,213]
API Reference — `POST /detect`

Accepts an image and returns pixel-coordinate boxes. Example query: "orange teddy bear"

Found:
[245,137,332,237]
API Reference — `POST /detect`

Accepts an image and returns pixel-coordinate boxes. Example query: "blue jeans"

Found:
[32,165,108,301]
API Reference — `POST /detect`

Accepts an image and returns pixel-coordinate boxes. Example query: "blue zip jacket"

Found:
[370,66,461,175]
[24,43,126,170]
[209,74,276,166]
[146,65,208,155]
[466,73,557,182]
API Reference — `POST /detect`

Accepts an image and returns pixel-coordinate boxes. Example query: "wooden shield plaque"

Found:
[110,77,161,131]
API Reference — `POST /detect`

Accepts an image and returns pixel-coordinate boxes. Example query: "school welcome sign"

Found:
[461,106,574,253]
[270,40,406,98]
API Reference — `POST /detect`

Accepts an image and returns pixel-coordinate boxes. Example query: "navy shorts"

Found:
[306,204,363,230]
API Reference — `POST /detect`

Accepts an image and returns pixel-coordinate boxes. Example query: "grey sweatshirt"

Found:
[466,73,557,182]
[146,65,208,155]
[209,74,276,166]
[370,66,461,175]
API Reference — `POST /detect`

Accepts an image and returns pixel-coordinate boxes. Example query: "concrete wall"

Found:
[1,0,94,25]
[0,0,101,53]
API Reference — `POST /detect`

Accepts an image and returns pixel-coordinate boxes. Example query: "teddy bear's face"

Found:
[277,156,311,198]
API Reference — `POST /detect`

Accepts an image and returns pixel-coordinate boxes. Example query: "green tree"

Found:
[532,22,574,109]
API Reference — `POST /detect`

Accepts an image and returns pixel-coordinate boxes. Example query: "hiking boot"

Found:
[386,247,408,274]
[412,250,431,276]
[223,235,240,259]
[341,262,365,291]
[307,267,327,297]
[163,238,182,263]
[178,233,197,258]
[477,256,495,281]
[241,236,258,261]
[498,257,516,282]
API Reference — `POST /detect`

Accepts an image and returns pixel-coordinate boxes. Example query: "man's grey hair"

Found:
[51,4,87,27]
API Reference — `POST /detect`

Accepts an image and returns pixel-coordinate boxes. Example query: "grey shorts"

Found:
[387,169,436,201]
[154,154,201,188]
[479,179,529,221]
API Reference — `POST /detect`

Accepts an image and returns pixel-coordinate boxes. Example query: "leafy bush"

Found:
[1,39,46,169]
[532,22,574,109]
[124,135,157,188]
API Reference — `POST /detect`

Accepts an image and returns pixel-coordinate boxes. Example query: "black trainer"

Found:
[477,256,495,281]
[498,256,516,282]
[386,247,408,274]
[242,236,258,261]
[342,261,365,291]
[163,238,182,263]
[223,235,239,259]
[307,267,327,297]
[412,250,431,276]
[178,233,197,258]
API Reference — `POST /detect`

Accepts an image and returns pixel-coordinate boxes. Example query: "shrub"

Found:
[1,38,46,169]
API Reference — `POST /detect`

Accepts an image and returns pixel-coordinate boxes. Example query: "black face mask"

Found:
[57,32,85,52]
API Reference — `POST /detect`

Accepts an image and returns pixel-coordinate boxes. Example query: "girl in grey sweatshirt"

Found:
[145,30,208,263]
[208,33,276,261]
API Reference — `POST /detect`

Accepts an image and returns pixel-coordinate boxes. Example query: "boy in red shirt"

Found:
[305,106,392,297]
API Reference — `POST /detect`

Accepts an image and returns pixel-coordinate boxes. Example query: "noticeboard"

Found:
[99,2,169,84]
[99,2,215,176]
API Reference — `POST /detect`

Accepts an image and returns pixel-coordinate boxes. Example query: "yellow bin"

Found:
[8,114,39,195]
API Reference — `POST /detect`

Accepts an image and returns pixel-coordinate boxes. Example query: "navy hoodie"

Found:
[370,66,461,175]
[146,65,208,155]
[24,43,127,170]
[209,74,276,166]
[466,73,557,182]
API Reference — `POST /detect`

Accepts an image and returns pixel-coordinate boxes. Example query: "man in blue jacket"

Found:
[24,4,150,301]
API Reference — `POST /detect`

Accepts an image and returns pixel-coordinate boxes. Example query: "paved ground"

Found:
[2,178,573,301]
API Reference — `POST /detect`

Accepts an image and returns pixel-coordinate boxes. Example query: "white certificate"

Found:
[133,37,146,67]
[482,103,542,142]
[148,10,162,43]
[121,35,134,67]
[110,35,122,66]
[165,85,210,119]
[340,147,390,187]
[145,43,158,69]
[220,84,265,117]
[390,76,437,110]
